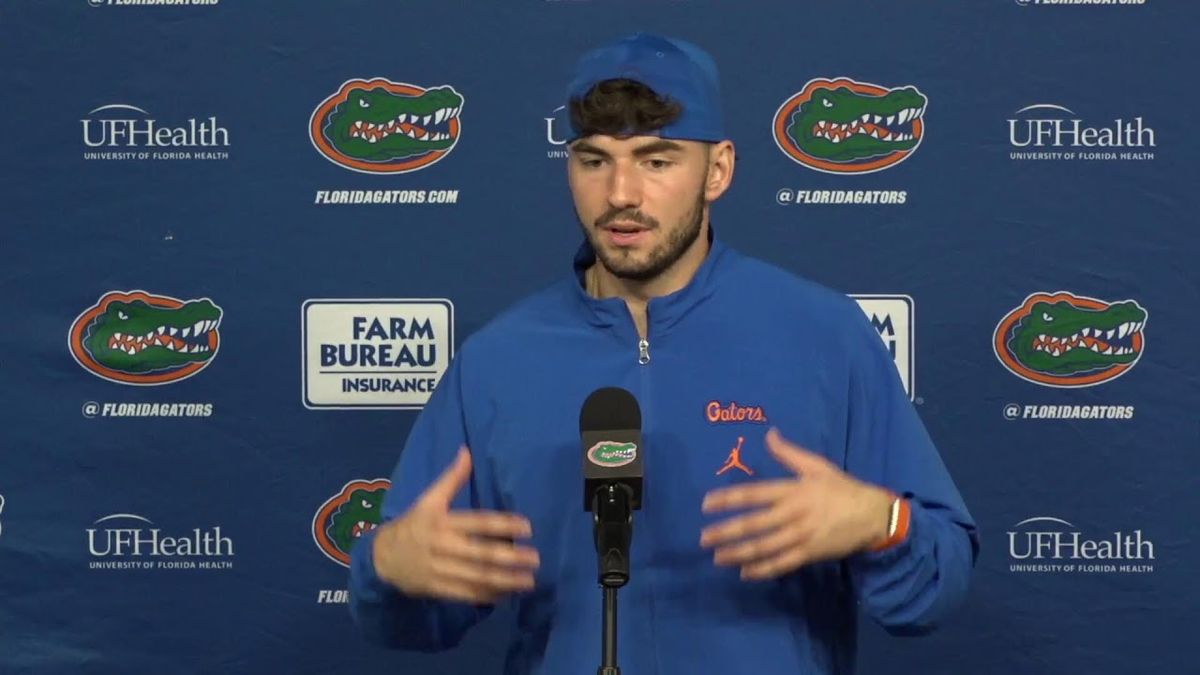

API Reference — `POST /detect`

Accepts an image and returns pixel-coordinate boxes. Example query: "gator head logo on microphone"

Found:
[587,441,638,468]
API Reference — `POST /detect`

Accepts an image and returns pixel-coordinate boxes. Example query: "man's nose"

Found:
[607,161,642,210]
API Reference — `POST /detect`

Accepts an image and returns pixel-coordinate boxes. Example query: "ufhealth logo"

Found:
[87,513,234,570]
[313,479,391,570]
[82,104,229,161]
[69,291,222,386]
[310,79,462,175]
[587,441,638,468]
[303,299,453,409]
[994,292,1146,388]
[1008,516,1154,574]
[545,105,570,159]
[773,78,926,175]
[852,295,915,400]
[1008,104,1155,161]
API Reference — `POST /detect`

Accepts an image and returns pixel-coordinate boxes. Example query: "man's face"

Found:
[567,135,710,282]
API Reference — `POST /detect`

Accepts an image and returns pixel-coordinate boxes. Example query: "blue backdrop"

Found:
[2,1,1197,673]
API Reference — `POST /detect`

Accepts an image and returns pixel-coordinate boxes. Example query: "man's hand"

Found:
[699,428,893,580]
[373,447,541,604]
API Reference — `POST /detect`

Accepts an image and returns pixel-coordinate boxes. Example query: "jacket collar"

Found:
[570,226,727,337]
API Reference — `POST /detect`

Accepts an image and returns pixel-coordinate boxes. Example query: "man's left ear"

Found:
[705,141,735,201]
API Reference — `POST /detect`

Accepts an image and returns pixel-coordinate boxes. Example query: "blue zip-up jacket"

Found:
[350,234,979,675]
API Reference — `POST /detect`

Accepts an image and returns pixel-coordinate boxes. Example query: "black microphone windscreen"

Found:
[579,387,642,433]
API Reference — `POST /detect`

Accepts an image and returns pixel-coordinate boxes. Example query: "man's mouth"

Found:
[602,221,651,234]
[601,223,651,247]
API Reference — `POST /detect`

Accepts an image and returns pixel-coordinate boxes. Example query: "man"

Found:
[350,33,978,674]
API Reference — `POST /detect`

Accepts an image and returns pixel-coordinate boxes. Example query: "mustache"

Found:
[595,208,659,229]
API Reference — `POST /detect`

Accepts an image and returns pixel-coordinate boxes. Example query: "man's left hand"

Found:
[699,427,894,580]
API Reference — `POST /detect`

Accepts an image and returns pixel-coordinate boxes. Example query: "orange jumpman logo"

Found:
[716,436,754,476]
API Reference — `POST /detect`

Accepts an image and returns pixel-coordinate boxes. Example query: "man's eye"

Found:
[580,158,603,168]
[647,159,672,169]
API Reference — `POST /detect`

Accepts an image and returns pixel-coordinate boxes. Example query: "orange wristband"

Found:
[870,496,911,552]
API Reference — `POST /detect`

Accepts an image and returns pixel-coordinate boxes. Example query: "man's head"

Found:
[564,34,735,283]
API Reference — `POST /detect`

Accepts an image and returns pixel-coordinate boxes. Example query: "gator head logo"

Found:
[586,441,637,467]
[994,292,1147,388]
[773,78,927,174]
[309,79,463,174]
[312,479,390,567]
[68,291,222,385]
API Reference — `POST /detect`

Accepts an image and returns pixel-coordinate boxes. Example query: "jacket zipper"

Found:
[635,308,660,675]
[636,301,651,365]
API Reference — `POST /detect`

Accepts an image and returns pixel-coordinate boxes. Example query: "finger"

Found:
[432,556,537,594]
[432,531,541,569]
[702,481,794,513]
[700,504,796,548]
[741,546,810,580]
[714,525,807,567]
[426,579,503,605]
[765,428,833,476]
[419,446,473,508]
[446,510,534,540]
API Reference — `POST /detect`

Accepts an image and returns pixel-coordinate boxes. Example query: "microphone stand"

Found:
[592,482,633,675]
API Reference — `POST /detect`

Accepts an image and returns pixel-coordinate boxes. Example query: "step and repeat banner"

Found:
[1,1,1195,674]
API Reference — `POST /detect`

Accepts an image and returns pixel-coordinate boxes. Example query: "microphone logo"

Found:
[586,441,638,468]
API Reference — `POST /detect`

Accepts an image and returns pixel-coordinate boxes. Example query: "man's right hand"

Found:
[372,446,541,605]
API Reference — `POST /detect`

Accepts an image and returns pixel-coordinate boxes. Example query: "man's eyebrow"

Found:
[631,139,685,157]
[568,139,687,158]
[569,141,609,157]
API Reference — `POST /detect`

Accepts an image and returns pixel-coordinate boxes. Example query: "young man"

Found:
[350,33,978,674]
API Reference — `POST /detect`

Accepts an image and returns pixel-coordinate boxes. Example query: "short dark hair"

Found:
[568,78,683,139]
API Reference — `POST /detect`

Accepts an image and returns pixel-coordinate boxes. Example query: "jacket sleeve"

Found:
[348,345,499,651]
[840,302,979,636]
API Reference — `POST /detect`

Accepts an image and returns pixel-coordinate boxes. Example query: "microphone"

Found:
[580,387,643,512]
[580,386,642,589]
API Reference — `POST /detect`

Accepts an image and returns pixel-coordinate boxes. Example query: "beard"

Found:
[582,187,707,283]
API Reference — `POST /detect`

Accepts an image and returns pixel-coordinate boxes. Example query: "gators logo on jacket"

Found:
[313,479,390,568]
[993,292,1147,388]
[68,290,222,385]
[773,78,926,174]
[309,79,463,174]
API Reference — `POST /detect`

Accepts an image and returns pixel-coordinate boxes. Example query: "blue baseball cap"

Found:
[565,32,725,143]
